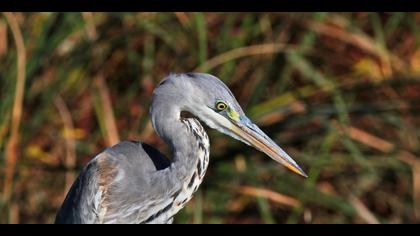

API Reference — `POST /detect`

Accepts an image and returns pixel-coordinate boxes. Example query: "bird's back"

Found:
[55,141,172,224]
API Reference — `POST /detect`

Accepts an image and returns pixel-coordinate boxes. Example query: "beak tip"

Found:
[297,169,309,178]
[288,164,308,178]
[298,166,308,178]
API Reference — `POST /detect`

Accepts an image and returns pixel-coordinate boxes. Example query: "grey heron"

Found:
[55,73,307,224]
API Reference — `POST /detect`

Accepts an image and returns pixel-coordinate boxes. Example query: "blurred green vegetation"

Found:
[0,12,420,224]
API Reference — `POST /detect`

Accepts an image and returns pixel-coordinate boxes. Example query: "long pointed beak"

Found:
[230,118,308,178]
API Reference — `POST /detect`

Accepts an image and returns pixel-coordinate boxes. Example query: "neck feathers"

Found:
[165,118,209,217]
[181,118,210,180]
[146,118,210,223]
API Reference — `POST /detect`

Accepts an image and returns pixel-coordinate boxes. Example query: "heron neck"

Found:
[150,103,209,191]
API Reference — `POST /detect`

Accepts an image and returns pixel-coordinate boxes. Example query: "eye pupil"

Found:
[216,102,227,110]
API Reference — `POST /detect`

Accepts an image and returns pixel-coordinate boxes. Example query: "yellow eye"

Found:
[216,102,228,111]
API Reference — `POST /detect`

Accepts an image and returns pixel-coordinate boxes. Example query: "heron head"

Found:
[160,73,307,177]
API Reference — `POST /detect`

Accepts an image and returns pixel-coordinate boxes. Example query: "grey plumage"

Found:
[55,73,306,224]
